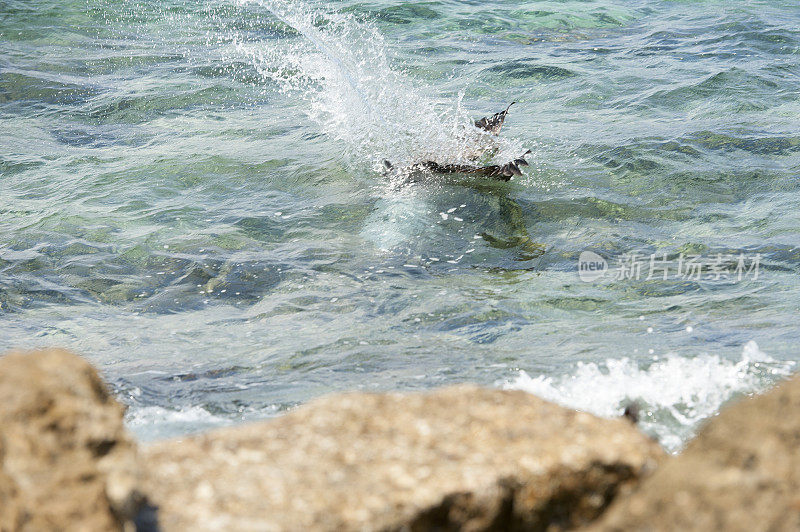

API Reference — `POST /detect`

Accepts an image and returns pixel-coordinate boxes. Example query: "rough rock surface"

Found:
[592,374,800,532]
[144,385,664,531]
[0,349,142,531]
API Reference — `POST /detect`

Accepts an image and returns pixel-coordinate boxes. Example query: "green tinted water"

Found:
[2,0,799,449]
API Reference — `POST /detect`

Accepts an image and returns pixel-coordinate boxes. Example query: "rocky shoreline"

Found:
[0,348,798,531]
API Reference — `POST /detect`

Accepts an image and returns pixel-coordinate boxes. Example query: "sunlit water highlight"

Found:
[2,0,800,451]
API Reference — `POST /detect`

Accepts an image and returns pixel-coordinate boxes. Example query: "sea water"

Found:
[2,0,799,451]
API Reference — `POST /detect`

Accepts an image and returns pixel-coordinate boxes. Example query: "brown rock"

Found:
[0,348,142,531]
[144,385,664,531]
[592,373,800,532]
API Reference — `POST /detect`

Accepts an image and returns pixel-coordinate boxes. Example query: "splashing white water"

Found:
[224,0,530,253]
[503,341,795,451]
[126,405,233,441]
[231,0,524,172]
[126,403,280,442]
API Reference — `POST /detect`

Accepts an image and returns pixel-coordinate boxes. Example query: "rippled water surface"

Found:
[2,0,799,449]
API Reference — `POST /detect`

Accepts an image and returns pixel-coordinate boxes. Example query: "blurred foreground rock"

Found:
[12,346,799,531]
[592,373,800,532]
[143,385,664,531]
[0,349,142,531]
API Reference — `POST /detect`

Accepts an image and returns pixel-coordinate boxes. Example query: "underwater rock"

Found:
[0,349,143,532]
[143,385,663,531]
[592,373,800,531]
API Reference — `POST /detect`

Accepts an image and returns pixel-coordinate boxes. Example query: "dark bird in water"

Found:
[383,103,530,182]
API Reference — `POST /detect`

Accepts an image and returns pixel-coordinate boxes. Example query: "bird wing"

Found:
[474,102,515,135]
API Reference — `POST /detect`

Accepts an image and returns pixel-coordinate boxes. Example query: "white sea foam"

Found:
[126,405,254,442]
[503,341,794,451]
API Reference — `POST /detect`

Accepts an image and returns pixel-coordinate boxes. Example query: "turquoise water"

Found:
[2,0,799,450]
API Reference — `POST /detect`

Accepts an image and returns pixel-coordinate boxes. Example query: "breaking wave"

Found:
[503,341,795,452]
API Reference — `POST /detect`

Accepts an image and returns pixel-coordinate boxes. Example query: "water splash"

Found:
[126,403,282,442]
[231,0,524,173]
[503,341,795,452]
[125,405,232,441]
